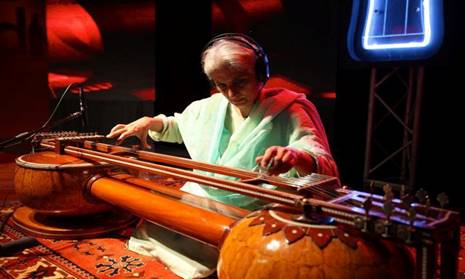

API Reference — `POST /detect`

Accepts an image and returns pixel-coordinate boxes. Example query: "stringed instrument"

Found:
[13,132,460,279]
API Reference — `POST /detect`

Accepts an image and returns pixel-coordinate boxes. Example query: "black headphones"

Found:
[202,33,270,83]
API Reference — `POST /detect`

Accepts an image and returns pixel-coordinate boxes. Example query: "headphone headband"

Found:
[202,33,270,83]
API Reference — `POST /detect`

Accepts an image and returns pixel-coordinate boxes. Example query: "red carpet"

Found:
[0,208,180,278]
[1,202,465,278]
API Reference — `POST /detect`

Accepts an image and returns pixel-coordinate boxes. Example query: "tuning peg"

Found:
[407,207,416,225]
[353,197,373,234]
[383,200,394,219]
[436,192,449,208]
[399,206,417,243]
[369,181,375,195]
[382,186,394,229]
[363,197,372,217]
[400,184,406,197]
[415,188,427,204]
[424,195,431,216]
[380,201,394,238]
[383,184,394,201]
[398,185,409,209]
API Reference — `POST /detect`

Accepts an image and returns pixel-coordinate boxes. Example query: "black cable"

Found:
[0,83,76,150]
[0,200,39,256]
[41,82,75,129]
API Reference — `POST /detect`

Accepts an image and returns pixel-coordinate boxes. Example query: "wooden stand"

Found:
[11,206,138,239]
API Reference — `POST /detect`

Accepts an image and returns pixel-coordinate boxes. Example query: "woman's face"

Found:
[210,66,262,117]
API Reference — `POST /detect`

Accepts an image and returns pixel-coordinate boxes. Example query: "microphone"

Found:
[78,87,88,128]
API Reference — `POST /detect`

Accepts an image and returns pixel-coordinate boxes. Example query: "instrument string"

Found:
[43,139,340,204]
[80,140,341,200]
[262,175,340,199]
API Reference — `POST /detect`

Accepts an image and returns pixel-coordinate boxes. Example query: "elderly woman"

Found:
[106,33,339,278]
[107,33,338,207]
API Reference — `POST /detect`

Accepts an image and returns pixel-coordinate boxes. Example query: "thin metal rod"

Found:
[369,140,412,174]
[401,67,415,180]
[41,141,300,206]
[409,66,424,187]
[364,67,377,179]
[77,141,338,192]
[374,94,413,133]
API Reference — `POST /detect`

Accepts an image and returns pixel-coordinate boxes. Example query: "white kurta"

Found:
[130,88,339,278]
[149,87,338,209]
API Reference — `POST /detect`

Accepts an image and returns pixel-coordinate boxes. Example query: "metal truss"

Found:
[363,66,424,191]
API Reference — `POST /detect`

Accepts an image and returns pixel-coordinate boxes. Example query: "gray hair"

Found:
[201,39,257,80]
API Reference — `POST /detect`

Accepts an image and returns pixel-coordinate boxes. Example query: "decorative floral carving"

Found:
[248,210,358,248]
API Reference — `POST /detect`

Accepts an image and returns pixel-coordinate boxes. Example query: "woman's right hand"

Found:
[106,116,162,149]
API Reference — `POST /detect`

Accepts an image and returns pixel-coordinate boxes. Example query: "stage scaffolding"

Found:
[363,66,424,192]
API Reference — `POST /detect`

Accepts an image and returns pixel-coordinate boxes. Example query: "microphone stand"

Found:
[0,111,84,151]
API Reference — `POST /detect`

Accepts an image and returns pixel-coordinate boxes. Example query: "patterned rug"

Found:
[0,209,180,279]
[1,203,465,279]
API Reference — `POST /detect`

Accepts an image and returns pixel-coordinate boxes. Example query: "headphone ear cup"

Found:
[255,56,266,83]
[256,52,270,83]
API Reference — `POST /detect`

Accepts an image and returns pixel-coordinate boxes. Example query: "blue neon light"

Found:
[347,0,444,61]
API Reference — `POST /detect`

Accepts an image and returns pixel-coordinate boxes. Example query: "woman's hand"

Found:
[255,146,315,176]
[106,117,162,149]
